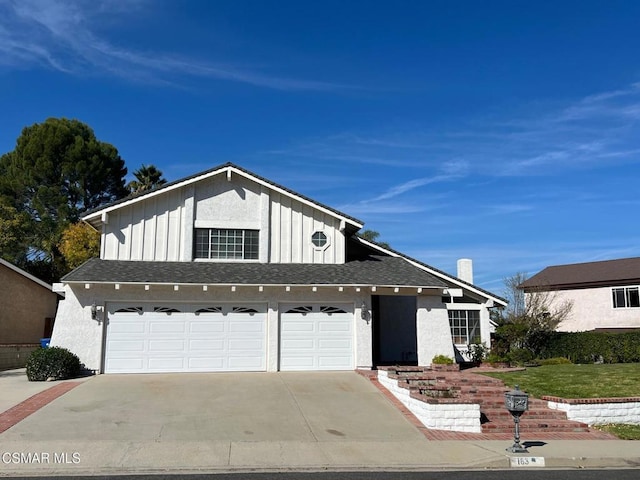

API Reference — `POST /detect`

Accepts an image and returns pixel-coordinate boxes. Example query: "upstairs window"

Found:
[194,228,259,260]
[448,310,480,345]
[612,287,640,308]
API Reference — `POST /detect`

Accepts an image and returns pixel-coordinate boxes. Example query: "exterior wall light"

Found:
[91,302,98,320]
[360,301,370,324]
[504,385,529,453]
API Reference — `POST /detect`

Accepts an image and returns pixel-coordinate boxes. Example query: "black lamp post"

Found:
[504,385,529,453]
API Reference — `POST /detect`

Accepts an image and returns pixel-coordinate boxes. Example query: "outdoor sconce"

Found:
[504,385,529,453]
[90,302,103,323]
[360,301,370,324]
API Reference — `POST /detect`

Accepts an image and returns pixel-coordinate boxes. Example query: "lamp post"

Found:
[504,385,529,453]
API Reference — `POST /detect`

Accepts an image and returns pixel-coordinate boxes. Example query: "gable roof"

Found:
[62,256,448,289]
[82,162,363,230]
[350,235,507,305]
[0,258,53,291]
[521,257,640,291]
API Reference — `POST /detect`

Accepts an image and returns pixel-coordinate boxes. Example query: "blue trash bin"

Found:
[40,338,51,348]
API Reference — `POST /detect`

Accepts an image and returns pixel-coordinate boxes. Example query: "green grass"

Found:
[482,363,640,399]
[594,424,640,440]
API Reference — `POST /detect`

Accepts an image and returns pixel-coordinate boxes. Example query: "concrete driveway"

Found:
[2,371,424,443]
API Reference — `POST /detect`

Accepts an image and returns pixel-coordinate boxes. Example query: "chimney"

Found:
[457,258,473,284]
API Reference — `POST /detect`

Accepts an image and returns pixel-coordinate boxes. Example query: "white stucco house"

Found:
[521,257,640,332]
[51,163,506,374]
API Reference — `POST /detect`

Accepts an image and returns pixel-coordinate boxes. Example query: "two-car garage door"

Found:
[104,302,354,373]
[105,304,267,373]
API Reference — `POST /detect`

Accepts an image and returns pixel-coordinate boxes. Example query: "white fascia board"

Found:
[354,236,508,306]
[225,166,363,229]
[62,280,443,290]
[82,165,363,230]
[0,258,54,291]
[82,166,232,223]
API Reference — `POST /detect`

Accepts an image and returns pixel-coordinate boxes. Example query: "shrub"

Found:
[485,353,509,364]
[508,348,534,366]
[538,357,572,365]
[432,354,454,365]
[540,331,640,364]
[26,347,81,381]
[465,342,488,363]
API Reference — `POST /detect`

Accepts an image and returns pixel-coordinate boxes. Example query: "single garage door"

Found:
[279,304,354,371]
[104,303,266,373]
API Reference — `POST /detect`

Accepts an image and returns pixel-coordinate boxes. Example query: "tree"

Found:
[0,118,128,280]
[492,272,573,361]
[127,164,167,194]
[360,229,391,249]
[0,202,31,263]
[58,222,101,270]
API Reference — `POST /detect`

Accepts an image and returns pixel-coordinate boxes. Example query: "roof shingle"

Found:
[63,256,448,288]
[521,257,640,290]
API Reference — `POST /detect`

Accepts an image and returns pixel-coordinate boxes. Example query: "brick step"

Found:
[482,422,591,434]
[480,408,569,422]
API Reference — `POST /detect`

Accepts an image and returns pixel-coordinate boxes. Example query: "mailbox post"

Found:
[504,385,529,453]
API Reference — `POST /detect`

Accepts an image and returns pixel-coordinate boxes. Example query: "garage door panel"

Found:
[105,303,266,373]
[148,340,185,352]
[148,358,185,370]
[190,324,225,334]
[318,339,352,349]
[106,358,144,370]
[109,322,146,334]
[280,304,354,371]
[108,340,145,352]
[149,322,185,334]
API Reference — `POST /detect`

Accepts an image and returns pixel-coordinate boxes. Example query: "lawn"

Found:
[481,363,640,399]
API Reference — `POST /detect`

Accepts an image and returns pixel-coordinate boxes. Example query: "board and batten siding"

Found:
[100,175,346,265]
[269,191,345,264]
[102,188,188,262]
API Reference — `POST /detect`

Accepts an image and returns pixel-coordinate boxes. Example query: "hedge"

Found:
[540,331,640,364]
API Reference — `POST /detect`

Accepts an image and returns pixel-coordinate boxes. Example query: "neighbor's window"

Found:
[612,287,640,308]
[194,228,259,260]
[448,310,480,345]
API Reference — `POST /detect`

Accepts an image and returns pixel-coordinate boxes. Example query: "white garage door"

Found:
[104,303,266,373]
[280,304,354,371]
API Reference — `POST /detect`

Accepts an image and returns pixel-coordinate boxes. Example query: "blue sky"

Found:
[1,0,639,292]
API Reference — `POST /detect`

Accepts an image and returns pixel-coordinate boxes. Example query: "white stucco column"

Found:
[355,295,373,369]
[266,300,279,372]
[416,296,455,366]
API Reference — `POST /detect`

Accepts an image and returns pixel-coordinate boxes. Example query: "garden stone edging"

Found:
[544,396,640,426]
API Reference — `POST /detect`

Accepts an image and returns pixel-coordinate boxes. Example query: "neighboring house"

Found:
[521,257,640,332]
[0,258,58,344]
[51,163,506,373]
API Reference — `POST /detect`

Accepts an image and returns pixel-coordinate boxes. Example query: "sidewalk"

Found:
[0,369,638,476]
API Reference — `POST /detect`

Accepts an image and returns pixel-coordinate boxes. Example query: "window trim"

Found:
[448,309,481,346]
[194,228,260,261]
[311,230,330,251]
[612,286,640,309]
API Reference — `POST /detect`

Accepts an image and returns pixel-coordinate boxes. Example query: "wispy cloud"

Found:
[0,0,349,91]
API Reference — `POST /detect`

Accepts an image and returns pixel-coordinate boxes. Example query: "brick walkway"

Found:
[0,382,81,434]
[358,369,617,441]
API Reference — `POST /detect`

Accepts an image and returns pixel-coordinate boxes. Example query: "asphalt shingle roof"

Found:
[521,257,640,290]
[62,256,448,288]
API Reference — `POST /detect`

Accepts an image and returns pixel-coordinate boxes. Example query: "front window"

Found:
[612,287,640,308]
[448,310,481,345]
[194,228,259,260]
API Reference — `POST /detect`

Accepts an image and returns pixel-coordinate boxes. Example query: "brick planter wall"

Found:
[544,396,640,425]
[0,344,39,371]
[377,369,481,433]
